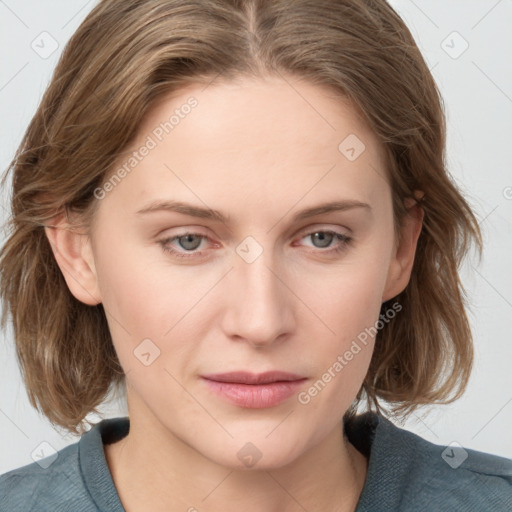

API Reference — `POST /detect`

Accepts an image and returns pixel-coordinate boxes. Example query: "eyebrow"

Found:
[135,199,371,224]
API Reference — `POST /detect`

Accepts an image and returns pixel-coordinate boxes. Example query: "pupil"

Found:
[313,232,332,248]
[180,234,201,250]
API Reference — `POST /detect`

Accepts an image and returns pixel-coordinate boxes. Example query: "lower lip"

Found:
[201,378,307,408]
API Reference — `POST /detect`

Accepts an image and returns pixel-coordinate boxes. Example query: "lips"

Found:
[202,371,306,385]
[201,371,307,408]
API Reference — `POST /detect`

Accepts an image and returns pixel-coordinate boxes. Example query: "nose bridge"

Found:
[223,235,294,345]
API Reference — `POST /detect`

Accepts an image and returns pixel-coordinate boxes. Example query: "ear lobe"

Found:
[44,213,101,305]
[382,196,424,303]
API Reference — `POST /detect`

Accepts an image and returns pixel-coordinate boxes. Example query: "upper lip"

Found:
[202,371,306,385]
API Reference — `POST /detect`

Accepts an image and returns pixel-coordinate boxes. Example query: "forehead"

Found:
[139,75,382,161]
[105,75,389,217]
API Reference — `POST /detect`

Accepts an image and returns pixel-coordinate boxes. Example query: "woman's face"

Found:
[74,75,421,468]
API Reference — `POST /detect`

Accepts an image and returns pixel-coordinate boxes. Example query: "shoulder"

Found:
[405,427,512,509]
[348,412,512,511]
[0,417,128,512]
[0,439,95,511]
[380,413,512,510]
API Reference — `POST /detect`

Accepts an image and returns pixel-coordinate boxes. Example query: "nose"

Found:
[220,245,296,349]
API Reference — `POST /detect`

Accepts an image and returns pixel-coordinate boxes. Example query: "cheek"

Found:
[295,236,392,401]
[91,234,184,361]
[91,229,228,377]
[308,239,391,341]
[294,287,380,424]
[93,227,196,329]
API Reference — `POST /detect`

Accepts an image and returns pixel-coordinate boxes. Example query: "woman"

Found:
[1,0,511,510]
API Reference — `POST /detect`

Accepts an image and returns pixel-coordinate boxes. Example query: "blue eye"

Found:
[158,232,208,259]
[158,230,352,260]
[303,231,351,252]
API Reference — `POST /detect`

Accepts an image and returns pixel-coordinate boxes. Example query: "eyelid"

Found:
[295,223,351,238]
[166,231,217,249]
[293,228,351,251]
[160,223,350,244]
[158,224,352,260]
[157,230,215,257]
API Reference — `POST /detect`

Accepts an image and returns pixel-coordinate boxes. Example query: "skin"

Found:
[45,74,423,512]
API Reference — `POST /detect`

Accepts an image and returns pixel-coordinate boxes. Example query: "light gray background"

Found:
[1,0,511,474]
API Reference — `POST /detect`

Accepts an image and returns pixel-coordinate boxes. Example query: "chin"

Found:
[200,434,309,472]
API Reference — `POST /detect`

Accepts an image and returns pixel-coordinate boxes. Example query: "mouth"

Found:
[200,371,308,408]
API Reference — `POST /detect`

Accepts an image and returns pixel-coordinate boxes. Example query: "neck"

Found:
[104,413,368,512]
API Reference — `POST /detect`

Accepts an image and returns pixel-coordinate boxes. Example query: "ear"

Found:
[382,193,424,302]
[44,211,101,305]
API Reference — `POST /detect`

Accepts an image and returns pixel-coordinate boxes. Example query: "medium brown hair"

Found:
[0,0,482,435]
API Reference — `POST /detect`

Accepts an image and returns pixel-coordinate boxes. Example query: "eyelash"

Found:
[158,230,352,260]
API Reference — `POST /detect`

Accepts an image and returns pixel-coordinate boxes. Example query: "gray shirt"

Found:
[1,412,511,511]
